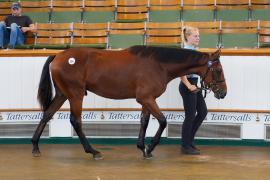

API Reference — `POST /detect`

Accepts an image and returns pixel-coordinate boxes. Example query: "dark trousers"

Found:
[179,78,208,148]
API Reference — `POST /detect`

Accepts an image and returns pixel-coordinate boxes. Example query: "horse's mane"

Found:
[129,45,207,63]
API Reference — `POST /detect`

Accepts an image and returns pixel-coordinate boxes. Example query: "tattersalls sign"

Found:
[0,111,269,124]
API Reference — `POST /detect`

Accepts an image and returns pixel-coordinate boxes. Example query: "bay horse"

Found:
[32,45,227,160]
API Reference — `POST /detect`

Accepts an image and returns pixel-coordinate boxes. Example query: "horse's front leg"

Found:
[138,98,167,159]
[146,113,167,156]
[137,106,150,158]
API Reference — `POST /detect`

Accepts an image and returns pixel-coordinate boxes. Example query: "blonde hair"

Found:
[182,26,199,46]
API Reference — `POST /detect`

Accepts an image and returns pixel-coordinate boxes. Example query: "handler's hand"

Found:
[188,85,197,91]
[188,85,200,93]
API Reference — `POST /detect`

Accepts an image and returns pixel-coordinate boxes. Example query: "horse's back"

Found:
[50,47,167,99]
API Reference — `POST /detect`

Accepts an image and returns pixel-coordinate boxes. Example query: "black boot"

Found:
[181,146,200,155]
[191,144,200,151]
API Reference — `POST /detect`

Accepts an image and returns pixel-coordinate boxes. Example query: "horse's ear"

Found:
[211,48,221,60]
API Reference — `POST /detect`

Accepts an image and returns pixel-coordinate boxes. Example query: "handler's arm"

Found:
[180,76,197,92]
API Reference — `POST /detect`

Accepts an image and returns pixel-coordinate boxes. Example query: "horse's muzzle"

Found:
[214,89,227,99]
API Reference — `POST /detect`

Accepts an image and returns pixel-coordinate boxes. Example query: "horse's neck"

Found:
[164,59,208,82]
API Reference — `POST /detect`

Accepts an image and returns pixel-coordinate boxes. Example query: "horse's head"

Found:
[201,49,227,99]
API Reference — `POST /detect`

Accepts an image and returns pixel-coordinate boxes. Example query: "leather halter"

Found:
[200,59,225,98]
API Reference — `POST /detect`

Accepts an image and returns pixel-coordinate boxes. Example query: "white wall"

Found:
[0,56,269,140]
[0,56,270,110]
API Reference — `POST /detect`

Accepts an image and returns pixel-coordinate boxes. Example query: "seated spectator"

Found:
[0,2,35,49]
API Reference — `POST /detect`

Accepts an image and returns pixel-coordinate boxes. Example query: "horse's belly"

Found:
[87,83,136,100]
[90,89,135,99]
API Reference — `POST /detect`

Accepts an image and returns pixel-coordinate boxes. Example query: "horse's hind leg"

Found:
[137,106,150,158]
[32,92,66,157]
[138,98,167,159]
[68,95,102,160]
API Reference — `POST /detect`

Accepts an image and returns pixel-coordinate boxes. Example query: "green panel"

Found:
[51,11,82,23]
[182,10,214,22]
[1,138,270,147]
[200,34,219,48]
[33,44,69,49]
[83,11,114,23]
[149,10,180,22]
[109,34,144,49]
[69,44,107,49]
[260,43,270,48]
[146,43,180,48]
[217,10,249,21]
[221,34,257,48]
[23,12,50,23]
[252,10,270,20]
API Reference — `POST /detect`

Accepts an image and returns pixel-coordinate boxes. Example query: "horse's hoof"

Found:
[32,150,41,157]
[143,153,153,160]
[143,147,153,160]
[93,153,103,160]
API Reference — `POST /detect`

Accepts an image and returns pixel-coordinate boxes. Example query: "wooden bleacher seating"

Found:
[34,23,72,49]
[0,2,12,21]
[220,21,258,48]
[21,0,51,23]
[259,20,270,47]
[51,0,83,23]
[116,0,149,22]
[71,22,109,48]
[216,0,251,21]
[251,0,270,20]
[149,0,181,22]
[181,0,216,21]
[145,22,182,47]
[108,22,146,48]
[83,0,115,23]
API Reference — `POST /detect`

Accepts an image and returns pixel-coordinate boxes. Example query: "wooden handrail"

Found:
[0,49,64,57]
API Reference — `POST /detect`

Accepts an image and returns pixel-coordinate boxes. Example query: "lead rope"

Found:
[199,80,211,99]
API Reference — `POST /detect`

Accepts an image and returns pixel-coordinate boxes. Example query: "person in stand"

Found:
[0,2,35,49]
[179,26,208,155]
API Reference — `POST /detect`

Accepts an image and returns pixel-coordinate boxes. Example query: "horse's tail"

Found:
[37,55,55,112]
